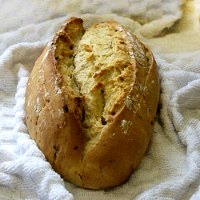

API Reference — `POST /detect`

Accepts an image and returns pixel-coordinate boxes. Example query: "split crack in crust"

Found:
[55,19,150,149]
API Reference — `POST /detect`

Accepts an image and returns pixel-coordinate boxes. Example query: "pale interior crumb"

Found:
[54,21,150,144]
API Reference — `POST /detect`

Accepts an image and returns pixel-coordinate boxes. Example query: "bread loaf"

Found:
[25,17,160,189]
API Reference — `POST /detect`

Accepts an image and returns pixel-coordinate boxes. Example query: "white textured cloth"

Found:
[0,0,182,34]
[1,0,200,199]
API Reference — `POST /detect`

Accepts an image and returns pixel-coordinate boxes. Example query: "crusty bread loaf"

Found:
[25,17,160,189]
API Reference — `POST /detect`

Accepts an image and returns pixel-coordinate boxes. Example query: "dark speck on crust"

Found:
[74,146,79,150]
[63,104,69,113]
[101,116,107,125]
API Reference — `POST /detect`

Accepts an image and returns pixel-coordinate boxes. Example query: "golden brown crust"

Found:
[25,17,160,189]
